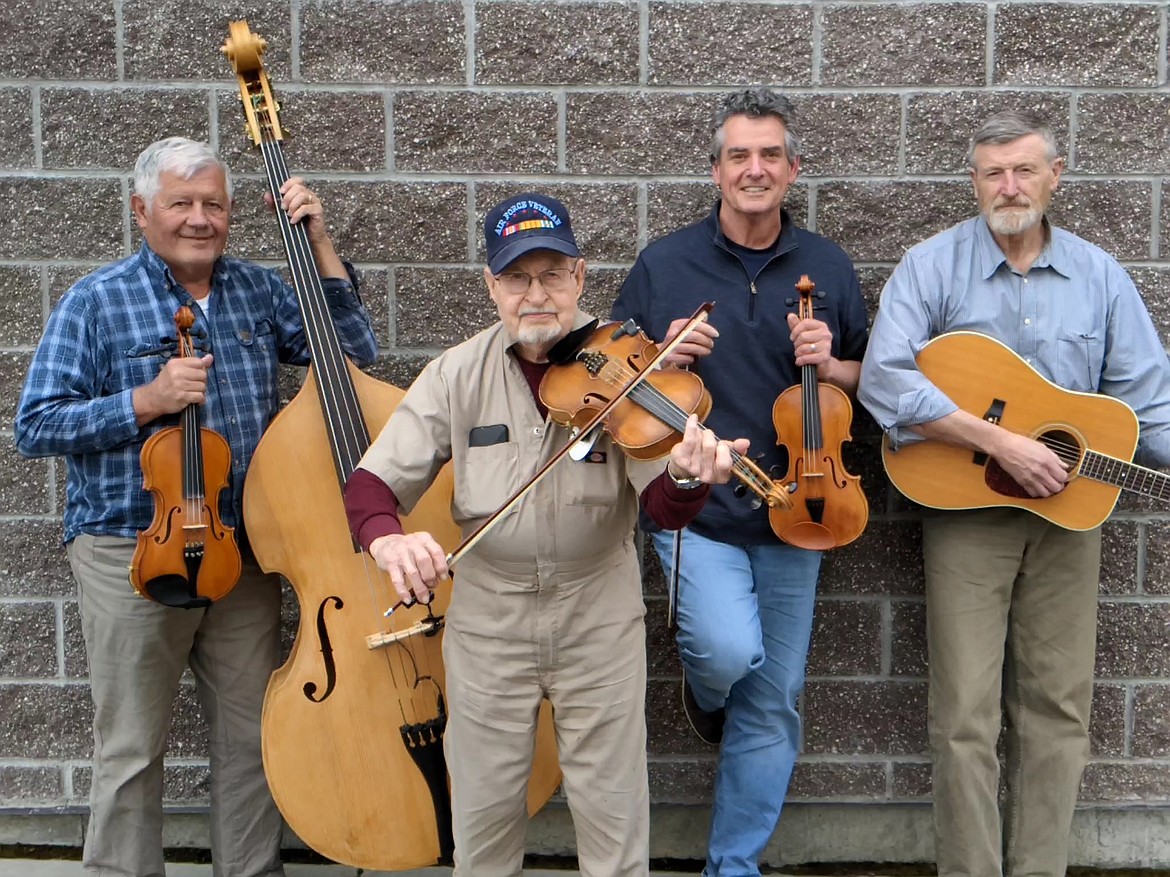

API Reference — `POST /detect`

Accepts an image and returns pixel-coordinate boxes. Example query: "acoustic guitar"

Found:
[881,331,1170,530]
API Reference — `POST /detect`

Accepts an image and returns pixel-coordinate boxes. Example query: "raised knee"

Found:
[682,636,761,693]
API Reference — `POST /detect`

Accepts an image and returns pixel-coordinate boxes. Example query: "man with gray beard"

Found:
[858,111,1170,877]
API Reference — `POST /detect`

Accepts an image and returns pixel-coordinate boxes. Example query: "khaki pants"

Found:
[443,548,650,877]
[922,509,1101,877]
[68,534,284,877]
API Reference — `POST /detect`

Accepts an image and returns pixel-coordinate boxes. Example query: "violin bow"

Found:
[383,303,714,616]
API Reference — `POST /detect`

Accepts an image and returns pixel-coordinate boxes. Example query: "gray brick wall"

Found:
[2,0,1169,862]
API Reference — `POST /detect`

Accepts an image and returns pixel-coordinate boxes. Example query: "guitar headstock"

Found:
[221,20,285,145]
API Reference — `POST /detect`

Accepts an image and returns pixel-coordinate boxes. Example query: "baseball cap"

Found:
[484,193,580,274]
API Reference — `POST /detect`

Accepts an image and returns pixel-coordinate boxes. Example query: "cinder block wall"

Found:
[2,0,1169,864]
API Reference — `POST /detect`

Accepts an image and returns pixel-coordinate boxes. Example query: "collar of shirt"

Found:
[139,243,229,297]
[975,215,1072,280]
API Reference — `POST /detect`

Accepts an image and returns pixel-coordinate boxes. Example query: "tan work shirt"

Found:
[357,312,665,632]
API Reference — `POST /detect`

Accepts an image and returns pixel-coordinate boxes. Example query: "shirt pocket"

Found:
[1056,328,1105,391]
[234,318,278,398]
[121,342,171,390]
[562,455,626,507]
[454,441,520,519]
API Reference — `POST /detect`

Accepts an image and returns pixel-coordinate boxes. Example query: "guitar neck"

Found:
[1081,450,1170,500]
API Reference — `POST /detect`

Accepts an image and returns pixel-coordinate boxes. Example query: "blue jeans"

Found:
[653,528,821,877]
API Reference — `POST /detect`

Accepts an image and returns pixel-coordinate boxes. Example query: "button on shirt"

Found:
[14,244,379,542]
[858,216,1170,467]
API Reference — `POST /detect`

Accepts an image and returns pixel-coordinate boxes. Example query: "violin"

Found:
[223,22,559,870]
[768,274,868,549]
[538,314,793,511]
[129,306,242,608]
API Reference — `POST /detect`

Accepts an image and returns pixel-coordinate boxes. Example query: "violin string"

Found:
[595,360,773,498]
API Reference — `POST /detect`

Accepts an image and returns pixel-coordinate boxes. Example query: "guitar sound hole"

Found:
[984,429,1080,499]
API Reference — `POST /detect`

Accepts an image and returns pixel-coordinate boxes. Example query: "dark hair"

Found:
[710,88,801,164]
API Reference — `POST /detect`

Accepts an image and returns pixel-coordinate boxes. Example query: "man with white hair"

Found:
[859,111,1170,877]
[14,137,378,877]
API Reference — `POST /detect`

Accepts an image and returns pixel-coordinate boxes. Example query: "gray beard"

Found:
[987,203,1043,236]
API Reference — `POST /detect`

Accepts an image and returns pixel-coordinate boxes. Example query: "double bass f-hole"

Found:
[303,595,343,703]
[768,274,869,550]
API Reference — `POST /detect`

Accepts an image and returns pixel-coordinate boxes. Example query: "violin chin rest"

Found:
[777,521,836,552]
[142,574,212,610]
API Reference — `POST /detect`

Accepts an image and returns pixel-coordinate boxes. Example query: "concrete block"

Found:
[395,91,558,174]
[41,88,211,170]
[806,599,882,677]
[0,266,43,346]
[0,178,122,261]
[216,90,388,174]
[803,680,929,756]
[1128,267,1170,349]
[477,1,638,85]
[1144,522,1170,595]
[1096,602,1170,678]
[816,180,973,263]
[394,267,496,349]
[123,0,291,80]
[1132,683,1170,757]
[0,765,63,804]
[821,4,985,87]
[1048,180,1152,261]
[819,520,924,597]
[0,601,57,678]
[0,683,93,759]
[0,437,51,516]
[566,92,712,175]
[300,0,464,84]
[890,598,926,678]
[892,760,932,798]
[1092,683,1128,758]
[1099,520,1139,595]
[995,3,1160,87]
[787,759,887,799]
[790,93,901,177]
[647,2,812,86]
[229,180,468,264]
[0,0,115,79]
[0,520,72,599]
[0,88,34,168]
[1077,94,1170,174]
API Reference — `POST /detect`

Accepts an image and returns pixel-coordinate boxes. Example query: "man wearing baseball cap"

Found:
[344,193,749,875]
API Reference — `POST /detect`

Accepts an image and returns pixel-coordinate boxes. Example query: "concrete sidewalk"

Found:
[0,862,697,876]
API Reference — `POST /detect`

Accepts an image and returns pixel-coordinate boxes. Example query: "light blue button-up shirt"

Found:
[858,216,1170,467]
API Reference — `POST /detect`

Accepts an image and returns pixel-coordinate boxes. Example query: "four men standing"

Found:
[11,94,1170,876]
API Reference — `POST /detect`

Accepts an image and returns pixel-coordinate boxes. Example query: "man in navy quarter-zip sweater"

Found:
[612,88,869,877]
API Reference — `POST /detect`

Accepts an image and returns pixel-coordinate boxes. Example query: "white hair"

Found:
[133,137,232,205]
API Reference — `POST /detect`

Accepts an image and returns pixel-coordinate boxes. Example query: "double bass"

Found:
[768,274,868,549]
[222,22,559,870]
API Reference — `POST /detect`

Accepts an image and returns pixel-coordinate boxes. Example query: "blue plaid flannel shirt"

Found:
[14,244,379,543]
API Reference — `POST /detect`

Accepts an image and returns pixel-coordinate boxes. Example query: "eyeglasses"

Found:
[494,266,577,295]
